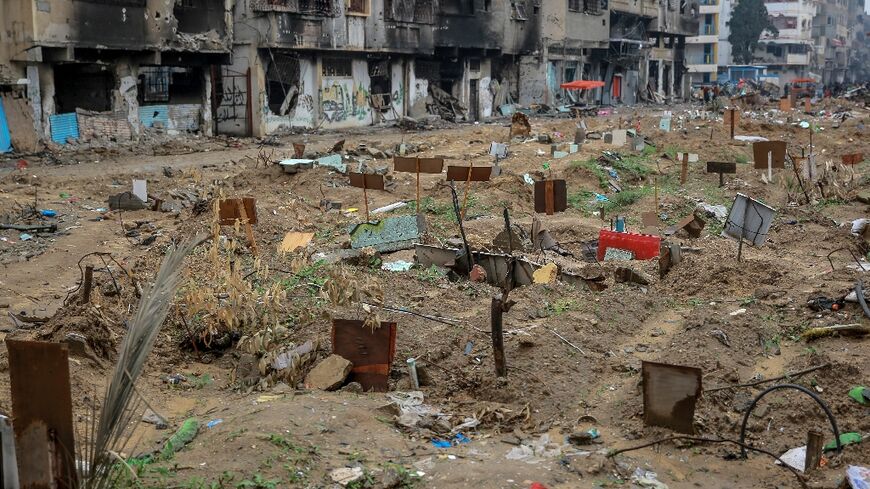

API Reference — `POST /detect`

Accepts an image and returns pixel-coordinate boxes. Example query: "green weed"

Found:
[235,474,279,489]
[415,265,446,283]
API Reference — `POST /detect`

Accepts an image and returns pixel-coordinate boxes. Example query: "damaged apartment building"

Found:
[0,0,232,151]
[229,0,542,136]
[0,0,702,146]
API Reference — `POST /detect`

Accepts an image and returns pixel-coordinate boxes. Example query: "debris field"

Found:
[1,100,870,489]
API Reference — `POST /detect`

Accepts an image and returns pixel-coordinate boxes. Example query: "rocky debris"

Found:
[304,354,353,391]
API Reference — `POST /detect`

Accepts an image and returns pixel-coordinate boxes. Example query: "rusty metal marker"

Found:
[218,197,258,254]
[218,197,257,225]
[642,361,702,434]
[331,319,397,392]
[706,161,736,187]
[842,153,864,166]
[752,141,787,170]
[534,179,567,215]
[7,339,76,489]
[724,108,739,139]
[393,156,444,209]
[446,165,492,219]
[348,172,386,222]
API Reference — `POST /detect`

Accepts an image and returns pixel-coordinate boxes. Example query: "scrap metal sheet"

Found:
[348,215,420,252]
[218,197,258,225]
[446,165,492,182]
[752,141,787,169]
[7,340,76,488]
[348,172,385,190]
[642,361,702,434]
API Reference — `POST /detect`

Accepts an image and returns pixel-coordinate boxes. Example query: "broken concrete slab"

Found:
[304,354,353,391]
[315,154,347,173]
[279,158,315,174]
[348,215,420,252]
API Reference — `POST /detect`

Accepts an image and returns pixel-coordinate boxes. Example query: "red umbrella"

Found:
[560,80,605,90]
[792,78,816,83]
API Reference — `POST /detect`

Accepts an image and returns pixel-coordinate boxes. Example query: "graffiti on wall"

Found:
[216,71,248,124]
[321,80,370,124]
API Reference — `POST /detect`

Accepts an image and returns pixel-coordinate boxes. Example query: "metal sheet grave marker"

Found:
[842,153,864,165]
[724,108,739,139]
[7,339,77,489]
[533,180,568,215]
[348,172,386,222]
[331,319,397,392]
[706,161,737,187]
[218,197,258,254]
[393,156,444,212]
[447,165,492,220]
[752,141,787,182]
[723,193,776,260]
[642,361,703,434]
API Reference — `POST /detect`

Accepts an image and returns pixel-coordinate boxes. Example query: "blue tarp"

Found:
[0,100,11,153]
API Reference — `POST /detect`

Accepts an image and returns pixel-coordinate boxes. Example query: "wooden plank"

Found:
[7,340,76,489]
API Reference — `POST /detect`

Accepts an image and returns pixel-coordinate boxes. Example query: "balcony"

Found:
[686,34,717,43]
[699,4,719,13]
[786,52,810,64]
[687,53,716,64]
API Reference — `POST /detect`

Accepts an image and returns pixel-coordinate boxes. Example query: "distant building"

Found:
[686,0,721,86]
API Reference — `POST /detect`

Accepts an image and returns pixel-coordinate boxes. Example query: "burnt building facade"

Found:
[229,0,542,136]
[0,0,233,148]
[604,0,698,104]
[0,0,705,147]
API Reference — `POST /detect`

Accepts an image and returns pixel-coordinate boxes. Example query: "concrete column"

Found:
[37,64,55,139]
[657,61,664,94]
[669,61,675,97]
[25,65,43,139]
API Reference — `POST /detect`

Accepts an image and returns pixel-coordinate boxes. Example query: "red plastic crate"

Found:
[597,229,661,261]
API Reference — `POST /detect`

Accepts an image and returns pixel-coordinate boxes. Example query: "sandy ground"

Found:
[0,99,869,489]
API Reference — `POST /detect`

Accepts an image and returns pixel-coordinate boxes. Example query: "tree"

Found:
[727,0,779,64]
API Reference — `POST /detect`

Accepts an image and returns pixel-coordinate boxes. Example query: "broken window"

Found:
[584,0,601,13]
[345,0,369,14]
[266,54,301,115]
[469,58,481,73]
[54,64,113,113]
[138,66,204,105]
[140,67,171,103]
[414,60,440,81]
[440,0,473,15]
[369,59,392,110]
[174,0,224,34]
[511,1,528,19]
[252,0,338,14]
[322,57,352,77]
[73,0,146,5]
[569,0,582,11]
[384,0,434,23]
